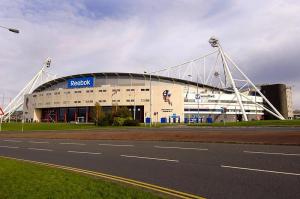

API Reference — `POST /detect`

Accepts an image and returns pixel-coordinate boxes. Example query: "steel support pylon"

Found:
[209,37,285,121]
[1,58,55,122]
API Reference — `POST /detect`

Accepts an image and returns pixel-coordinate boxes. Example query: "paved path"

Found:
[0,138,299,199]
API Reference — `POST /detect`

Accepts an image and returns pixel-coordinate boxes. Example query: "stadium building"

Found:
[23,72,264,123]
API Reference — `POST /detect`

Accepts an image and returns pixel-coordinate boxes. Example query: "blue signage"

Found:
[67,77,94,88]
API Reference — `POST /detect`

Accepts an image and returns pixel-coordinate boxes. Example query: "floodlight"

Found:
[209,37,219,47]
[45,58,51,68]
[214,71,220,77]
[8,28,19,33]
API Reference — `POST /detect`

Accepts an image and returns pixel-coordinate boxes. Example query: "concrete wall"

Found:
[261,84,289,119]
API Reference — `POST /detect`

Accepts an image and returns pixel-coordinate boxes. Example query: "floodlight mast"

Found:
[1,58,54,122]
[224,53,285,120]
[209,37,249,121]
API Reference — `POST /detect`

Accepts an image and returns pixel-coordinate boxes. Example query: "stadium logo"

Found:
[162,90,172,106]
[67,77,94,88]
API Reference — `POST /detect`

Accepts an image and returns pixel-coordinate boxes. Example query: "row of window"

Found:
[208,100,263,104]
[34,88,151,97]
[36,98,150,106]
[184,108,263,113]
[74,100,93,104]
[184,99,263,104]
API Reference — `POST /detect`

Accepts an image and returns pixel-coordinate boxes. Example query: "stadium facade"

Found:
[23,72,264,123]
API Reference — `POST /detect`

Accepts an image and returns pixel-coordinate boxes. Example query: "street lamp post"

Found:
[144,71,152,127]
[196,75,200,124]
[130,76,136,120]
[0,25,20,33]
[187,75,192,124]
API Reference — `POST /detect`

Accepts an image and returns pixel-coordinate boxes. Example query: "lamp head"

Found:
[209,37,219,48]
[8,28,19,33]
[45,58,51,68]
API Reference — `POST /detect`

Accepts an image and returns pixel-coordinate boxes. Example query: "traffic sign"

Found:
[0,107,4,116]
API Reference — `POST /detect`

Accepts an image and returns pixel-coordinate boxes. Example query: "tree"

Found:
[92,102,105,125]
[114,106,132,118]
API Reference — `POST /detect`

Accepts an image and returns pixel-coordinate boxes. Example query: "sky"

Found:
[0,0,300,109]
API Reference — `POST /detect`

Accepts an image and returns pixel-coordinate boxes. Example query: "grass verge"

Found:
[0,122,99,131]
[188,119,300,127]
[0,157,162,199]
[1,119,300,132]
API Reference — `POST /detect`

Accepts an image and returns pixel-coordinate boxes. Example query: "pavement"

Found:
[0,138,299,199]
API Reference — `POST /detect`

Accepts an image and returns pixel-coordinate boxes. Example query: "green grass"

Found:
[0,122,99,131]
[0,157,162,199]
[188,119,300,127]
[1,119,300,132]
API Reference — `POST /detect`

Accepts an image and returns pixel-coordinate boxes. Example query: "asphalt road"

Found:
[0,138,299,199]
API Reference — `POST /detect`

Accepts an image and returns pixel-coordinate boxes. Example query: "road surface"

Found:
[0,138,299,199]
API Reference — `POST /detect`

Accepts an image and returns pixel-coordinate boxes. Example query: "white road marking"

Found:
[0,145,19,149]
[221,165,300,176]
[29,141,49,144]
[27,148,53,152]
[67,151,101,155]
[244,150,300,156]
[3,139,22,143]
[120,155,179,163]
[154,146,208,151]
[59,142,86,146]
[98,144,134,147]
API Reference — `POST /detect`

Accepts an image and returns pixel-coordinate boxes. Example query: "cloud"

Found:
[0,0,300,109]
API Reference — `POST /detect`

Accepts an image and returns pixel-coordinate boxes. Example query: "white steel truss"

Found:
[149,37,285,121]
[1,58,56,122]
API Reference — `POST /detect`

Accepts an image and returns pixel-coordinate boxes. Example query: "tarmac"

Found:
[0,137,299,199]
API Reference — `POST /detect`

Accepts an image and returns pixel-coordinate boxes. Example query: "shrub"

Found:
[124,120,140,126]
[113,107,132,118]
[113,117,126,126]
